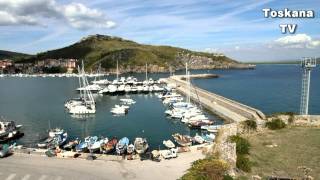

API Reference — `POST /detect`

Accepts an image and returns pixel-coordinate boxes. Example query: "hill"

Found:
[16,34,250,72]
[0,50,31,61]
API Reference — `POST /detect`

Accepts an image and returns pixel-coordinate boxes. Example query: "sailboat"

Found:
[68,61,96,114]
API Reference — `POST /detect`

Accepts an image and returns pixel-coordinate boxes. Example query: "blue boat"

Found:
[116,137,129,155]
[76,136,98,152]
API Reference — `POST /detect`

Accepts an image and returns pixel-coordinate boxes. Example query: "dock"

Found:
[162,74,266,122]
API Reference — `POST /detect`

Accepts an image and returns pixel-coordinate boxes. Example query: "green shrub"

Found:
[266,119,286,130]
[181,156,229,180]
[242,119,257,132]
[236,155,251,172]
[223,174,234,180]
[229,135,250,155]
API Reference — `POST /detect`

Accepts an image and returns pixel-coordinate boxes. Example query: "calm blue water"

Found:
[0,74,220,148]
[0,64,319,148]
[193,64,320,115]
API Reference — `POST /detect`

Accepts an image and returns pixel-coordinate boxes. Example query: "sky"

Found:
[0,0,319,62]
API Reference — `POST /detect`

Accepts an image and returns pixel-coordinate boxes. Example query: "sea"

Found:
[0,64,319,149]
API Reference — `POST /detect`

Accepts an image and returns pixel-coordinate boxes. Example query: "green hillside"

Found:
[0,50,31,61]
[15,34,239,71]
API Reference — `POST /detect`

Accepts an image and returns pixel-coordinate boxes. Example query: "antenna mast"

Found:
[300,57,317,115]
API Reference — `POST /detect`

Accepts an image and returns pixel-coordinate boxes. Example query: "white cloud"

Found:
[0,11,38,26]
[0,0,115,30]
[274,34,320,49]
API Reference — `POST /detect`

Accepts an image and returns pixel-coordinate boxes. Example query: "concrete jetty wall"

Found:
[163,75,266,122]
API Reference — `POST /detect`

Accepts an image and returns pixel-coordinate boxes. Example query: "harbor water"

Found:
[0,64,319,148]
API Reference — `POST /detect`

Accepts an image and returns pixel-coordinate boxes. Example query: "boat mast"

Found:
[145,63,148,81]
[186,63,191,104]
[116,59,119,81]
[78,65,83,99]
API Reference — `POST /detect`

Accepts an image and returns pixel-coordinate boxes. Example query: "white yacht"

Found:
[68,62,96,114]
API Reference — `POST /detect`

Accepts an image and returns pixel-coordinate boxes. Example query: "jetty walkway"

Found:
[162,74,266,122]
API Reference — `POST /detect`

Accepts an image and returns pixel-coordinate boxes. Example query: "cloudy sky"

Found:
[0,0,319,62]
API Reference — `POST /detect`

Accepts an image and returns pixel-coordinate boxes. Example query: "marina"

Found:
[0,64,319,155]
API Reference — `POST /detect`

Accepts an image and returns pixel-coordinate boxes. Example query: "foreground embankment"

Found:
[3,144,211,180]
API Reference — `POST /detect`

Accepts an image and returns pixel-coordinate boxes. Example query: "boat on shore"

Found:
[101,137,118,154]
[127,144,135,154]
[0,144,13,158]
[116,137,129,155]
[63,138,80,150]
[88,137,107,152]
[163,140,175,148]
[134,137,149,154]
[172,133,192,147]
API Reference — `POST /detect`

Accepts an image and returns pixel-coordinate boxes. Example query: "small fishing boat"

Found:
[63,138,80,150]
[188,120,214,129]
[0,120,23,143]
[75,136,98,152]
[101,137,118,153]
[38,137,54,148]
[0,144,12,158]
[111,105,127,115]
[163,140,175,148]
[49,128,65,138]
[127,144,135,154]
[202,134,216,143]
[134,137,149,154]
[193,134,205,144]
[116,137,129,155]
[88,137,107,153]
[172,133,192,147]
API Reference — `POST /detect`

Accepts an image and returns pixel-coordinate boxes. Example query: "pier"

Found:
[162,74,266,122]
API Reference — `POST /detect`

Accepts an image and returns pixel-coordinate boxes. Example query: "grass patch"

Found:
[266,119,286,130]
[246,127,320,178]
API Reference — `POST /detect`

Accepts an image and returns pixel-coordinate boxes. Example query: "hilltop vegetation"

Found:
[15,34,242,72]
[0,50,31,61]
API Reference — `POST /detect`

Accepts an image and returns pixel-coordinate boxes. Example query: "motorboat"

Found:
[188,120,214,129]
[120,98,136,105]
[92,79,110,85]
[0,120,23,143]
[193,134,205,144]
[142,85,149,93]
[101,137,118,153]
[117,85,125,94]
[76,136,98,152]
[48,128,65,138]
[0,144,12,158]
[63,138,80,150]
[98,87,109,94]
[111,105,127,115]
[127,144,135,154]
[172,133,192,147]
[116,137,129,155]
[124,85,132,93]
[88,137,107,152]
[162,140,175,148]
[137,86,143,92]
[108,84,118,94]
[131,86,138,93]
[161,148,178,159]
[134,137,149,154]
[202,134,216,143]
[77,84,103,93]
[69,104,96,114]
